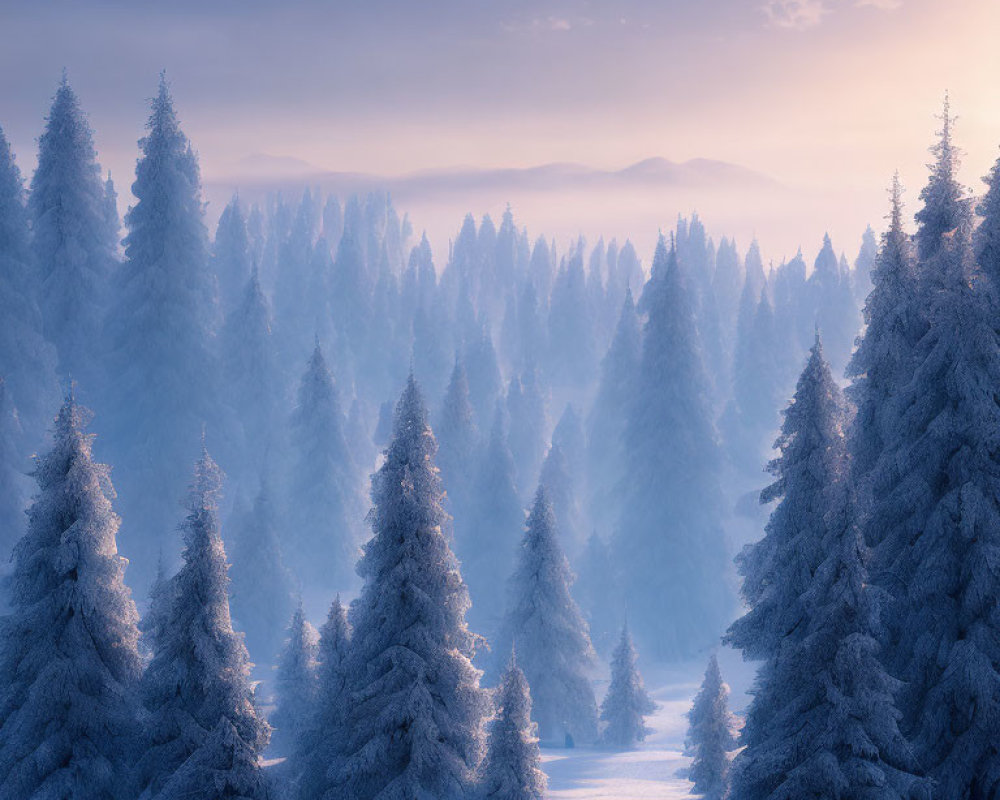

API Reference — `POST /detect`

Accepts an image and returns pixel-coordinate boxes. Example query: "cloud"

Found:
[762,0,830,29]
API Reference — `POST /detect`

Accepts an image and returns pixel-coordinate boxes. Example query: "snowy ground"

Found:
[542,657,751,800]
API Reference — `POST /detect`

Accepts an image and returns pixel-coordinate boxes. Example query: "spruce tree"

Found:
[0,395,142,800]
[435,356,478,536]
[29,76,115,381]
[587,287,640,537]
[288,341,359,590]
[808,233,859,376]
[871,137,1000,795]
[270,604,318,757]
[0,378,25,561]
[480,650,547,800]
[617,236,728,659]
[852,224,878,305]
[220,266,284,488]
[293,596,351,800]
[599,624,656,749]
[228,480,296,669]
[334,376,489,799]
[846,174,923,500]
[685,655,736,800]
[506,367,547,499]
[0,123,58,446]
[103,76,217,588]
[137,448,269,797]
[212,195,252,313]
[500,487,598,745]
[463,404,523,638]
[915,95,964,266]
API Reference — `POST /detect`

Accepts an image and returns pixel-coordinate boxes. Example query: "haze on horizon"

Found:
[2,0,998,259]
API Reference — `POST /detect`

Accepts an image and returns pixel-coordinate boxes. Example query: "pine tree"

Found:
[270,604,318,757]
[500,487,598,745]
[288,341,359,590]
[139,551,174,661]
[725,336,841,663]
[137,448,269,797]
[915,95,965,266]
[548,246,597,388]
[228,480,296,669]
[808,233,859,376]
[0,378,25,561]
[103,76,217,589]
[587,287,640,538]
[220,266,284,488]
[852,224,878,305]
[463,404,523,638]
[213,194,253,313]
[480,650,547,800]
[0,395,142,800]
[293,596,351,800]
[617,236,728,659]
[0,123,58,446]
[29,75,115,381]
[155,717,274,800]
[685,655,735,800]
[435,356,478,536]
[599,624,656,749]
[846,174,923,500]
[334,376,489,799]
[870,130,1000,795]
[506,367,547,499]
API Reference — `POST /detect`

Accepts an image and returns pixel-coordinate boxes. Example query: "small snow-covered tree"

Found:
[334,375,489,799]
[293,596,352,800]
[480,649,547,800]
[288,341,359,590]
[0,395,143,800]
[136,447,269,797]
[685,655,736,799]
[599,623,656,749]
[139,552,175,660]
[30,75,116,380]
[228,480,295,669]
[0,378,26,560]
[500,487,598,744]
[270,604,317,757]
[506,368,547,498]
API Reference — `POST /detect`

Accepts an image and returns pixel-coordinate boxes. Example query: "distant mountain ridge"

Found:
[208,154,780,200]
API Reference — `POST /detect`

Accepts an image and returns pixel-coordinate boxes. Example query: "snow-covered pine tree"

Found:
[846,173,923,504]
[915,94,964,267]
[292,596,351,800]
[0,124,58,447]
[139,551,174,661]
[548,246,597,388]
[155,717,273,800]
[228,480,295,669]
[807,233,859,376]
[288,340,359,590]
[480,649,547,800]
[730,470,926,800]
[463,403,523,638]
[0,394,142,800]
[500,486,598,745]
[334,375,489,799]
[136,447,269,797]
[212,194,252,313]
[684,655,736,800]
[0,378,25,560]
[506,367,547,500]
[599,623,656,749]
[869,117,1000,796]
[464,325,503,434]
[852,224,878,305]
[270,604,317,757]
[220,265,284,487]
[103,75,217,589]
[586,287,640,538]
[617,236,729,659]
[435,355,478,537]
[725,335,841,663]
[29,75,116,382]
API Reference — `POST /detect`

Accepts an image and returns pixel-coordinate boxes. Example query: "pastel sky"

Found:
[2,0,999,259]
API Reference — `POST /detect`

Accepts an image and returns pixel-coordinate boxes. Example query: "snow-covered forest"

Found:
[1,71,999,800]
